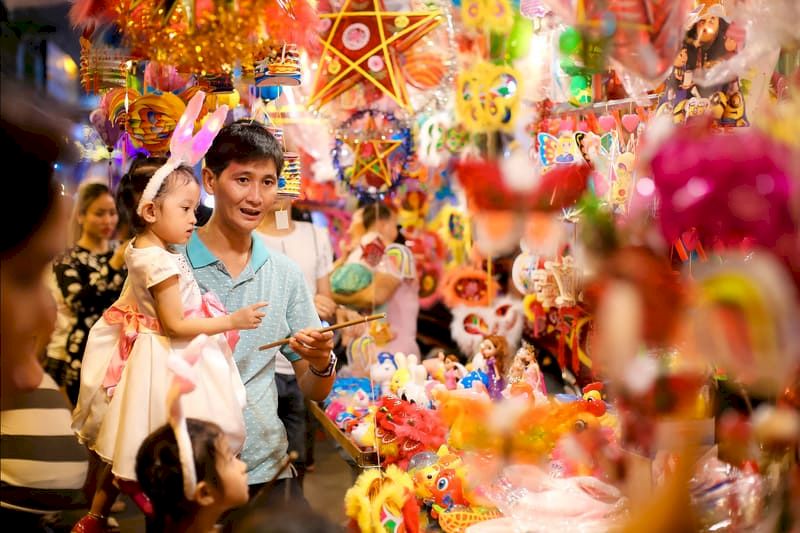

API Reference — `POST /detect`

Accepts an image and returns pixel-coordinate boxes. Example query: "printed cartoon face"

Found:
[674,47,688,68]
[708,92,727,120]
[723,90,746,124]
[538,133,581,167]
[697,15,720,45]
[612,152,636,206]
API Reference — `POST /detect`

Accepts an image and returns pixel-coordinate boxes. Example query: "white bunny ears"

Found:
[136,91,229,216]
[165,334,210,500]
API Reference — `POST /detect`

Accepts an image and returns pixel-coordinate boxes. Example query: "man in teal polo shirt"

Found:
[187,121,335,507]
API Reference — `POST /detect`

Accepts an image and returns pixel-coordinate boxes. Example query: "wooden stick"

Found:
[258,312,386,351]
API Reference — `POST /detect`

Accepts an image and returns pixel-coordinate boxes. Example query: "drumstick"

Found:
[258,312,386,351]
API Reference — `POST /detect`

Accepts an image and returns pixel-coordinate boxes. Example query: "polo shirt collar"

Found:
[186,230,271,271]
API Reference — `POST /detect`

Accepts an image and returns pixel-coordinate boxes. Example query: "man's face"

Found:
[203,159,278,235]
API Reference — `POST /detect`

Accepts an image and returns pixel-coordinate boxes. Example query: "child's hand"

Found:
[230,302,268,330]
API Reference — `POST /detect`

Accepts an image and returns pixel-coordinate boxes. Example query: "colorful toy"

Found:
[410,445,471,512]
[345,465,421,533]
[470,336,508,400]
[656,3,749,127]
[373,396,447,469]
[506,342,547,402]
[370,352,398,396]
[449,296,523,358]
[455,61,521,133]
[390,353,430,407]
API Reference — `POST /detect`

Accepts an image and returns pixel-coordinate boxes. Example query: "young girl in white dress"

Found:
[71,94,266,532]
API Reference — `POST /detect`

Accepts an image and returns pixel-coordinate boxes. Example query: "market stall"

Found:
[65,0,800,531]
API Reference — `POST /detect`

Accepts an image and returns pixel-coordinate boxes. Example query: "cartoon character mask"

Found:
[450,296,523,356]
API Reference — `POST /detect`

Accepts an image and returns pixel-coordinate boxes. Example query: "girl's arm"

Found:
[151,276,267,340]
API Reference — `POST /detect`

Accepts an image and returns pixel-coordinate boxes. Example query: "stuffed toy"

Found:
[345,465,421,533]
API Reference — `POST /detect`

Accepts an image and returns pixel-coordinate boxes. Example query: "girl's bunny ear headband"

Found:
[166,334,211,500]
[136,91,228,216]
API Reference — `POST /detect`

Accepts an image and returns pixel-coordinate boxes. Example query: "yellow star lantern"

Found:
[348,116,403,188]
[310,0,442,111]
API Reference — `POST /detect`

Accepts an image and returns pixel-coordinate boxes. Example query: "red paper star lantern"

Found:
[310,0,442,111]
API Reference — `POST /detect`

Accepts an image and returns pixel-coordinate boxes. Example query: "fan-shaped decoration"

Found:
[125,92,187,154]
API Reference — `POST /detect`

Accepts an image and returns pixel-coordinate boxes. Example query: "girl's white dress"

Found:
[72,244,246,480]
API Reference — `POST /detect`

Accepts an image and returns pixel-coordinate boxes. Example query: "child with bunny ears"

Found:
[135,336,250,533]
[71,93,264,533]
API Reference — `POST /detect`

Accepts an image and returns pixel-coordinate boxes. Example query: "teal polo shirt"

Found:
[185,231,320,484]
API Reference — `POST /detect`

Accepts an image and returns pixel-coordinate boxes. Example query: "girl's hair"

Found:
[69,182,114,245]
[205,120,284,177]
[484,335,509,375]
[135,419,224,530]
[116,156,196,235]
[360,202,395,231]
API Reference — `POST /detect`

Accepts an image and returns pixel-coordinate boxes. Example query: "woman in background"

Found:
[45,182,127,405]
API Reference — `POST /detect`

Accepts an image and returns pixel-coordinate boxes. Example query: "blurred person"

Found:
[0,79,89,529]
[331,202,420,356]
[232,504,342,533]
[0,80,72,405]
[45,182,127,405]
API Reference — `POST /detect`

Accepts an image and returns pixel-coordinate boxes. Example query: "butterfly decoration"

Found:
[537,132,583,169]
[575,130,616,196]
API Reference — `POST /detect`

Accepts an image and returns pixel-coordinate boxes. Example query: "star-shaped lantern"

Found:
[310,0,442,111]
[348,115,402,188]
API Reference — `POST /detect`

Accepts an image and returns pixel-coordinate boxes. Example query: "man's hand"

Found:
[313,293,338,322]
[289,328,334,371]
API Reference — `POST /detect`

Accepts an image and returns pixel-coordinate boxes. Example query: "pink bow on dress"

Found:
[102,304,162,395]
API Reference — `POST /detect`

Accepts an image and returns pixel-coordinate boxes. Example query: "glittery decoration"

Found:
[114,0,269,75]
[80,36,132,94]
[309,0,442,111]
[332,109,413,200]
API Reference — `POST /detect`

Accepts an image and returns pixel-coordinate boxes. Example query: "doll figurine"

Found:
[507,342,548,400]
[476,335,508,400]
[444,354,466,390]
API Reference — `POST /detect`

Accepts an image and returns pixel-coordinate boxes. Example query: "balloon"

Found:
[559,26,581,55]
[252,85,282,102]
[507,15,534,61]
[89,108,122,150]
